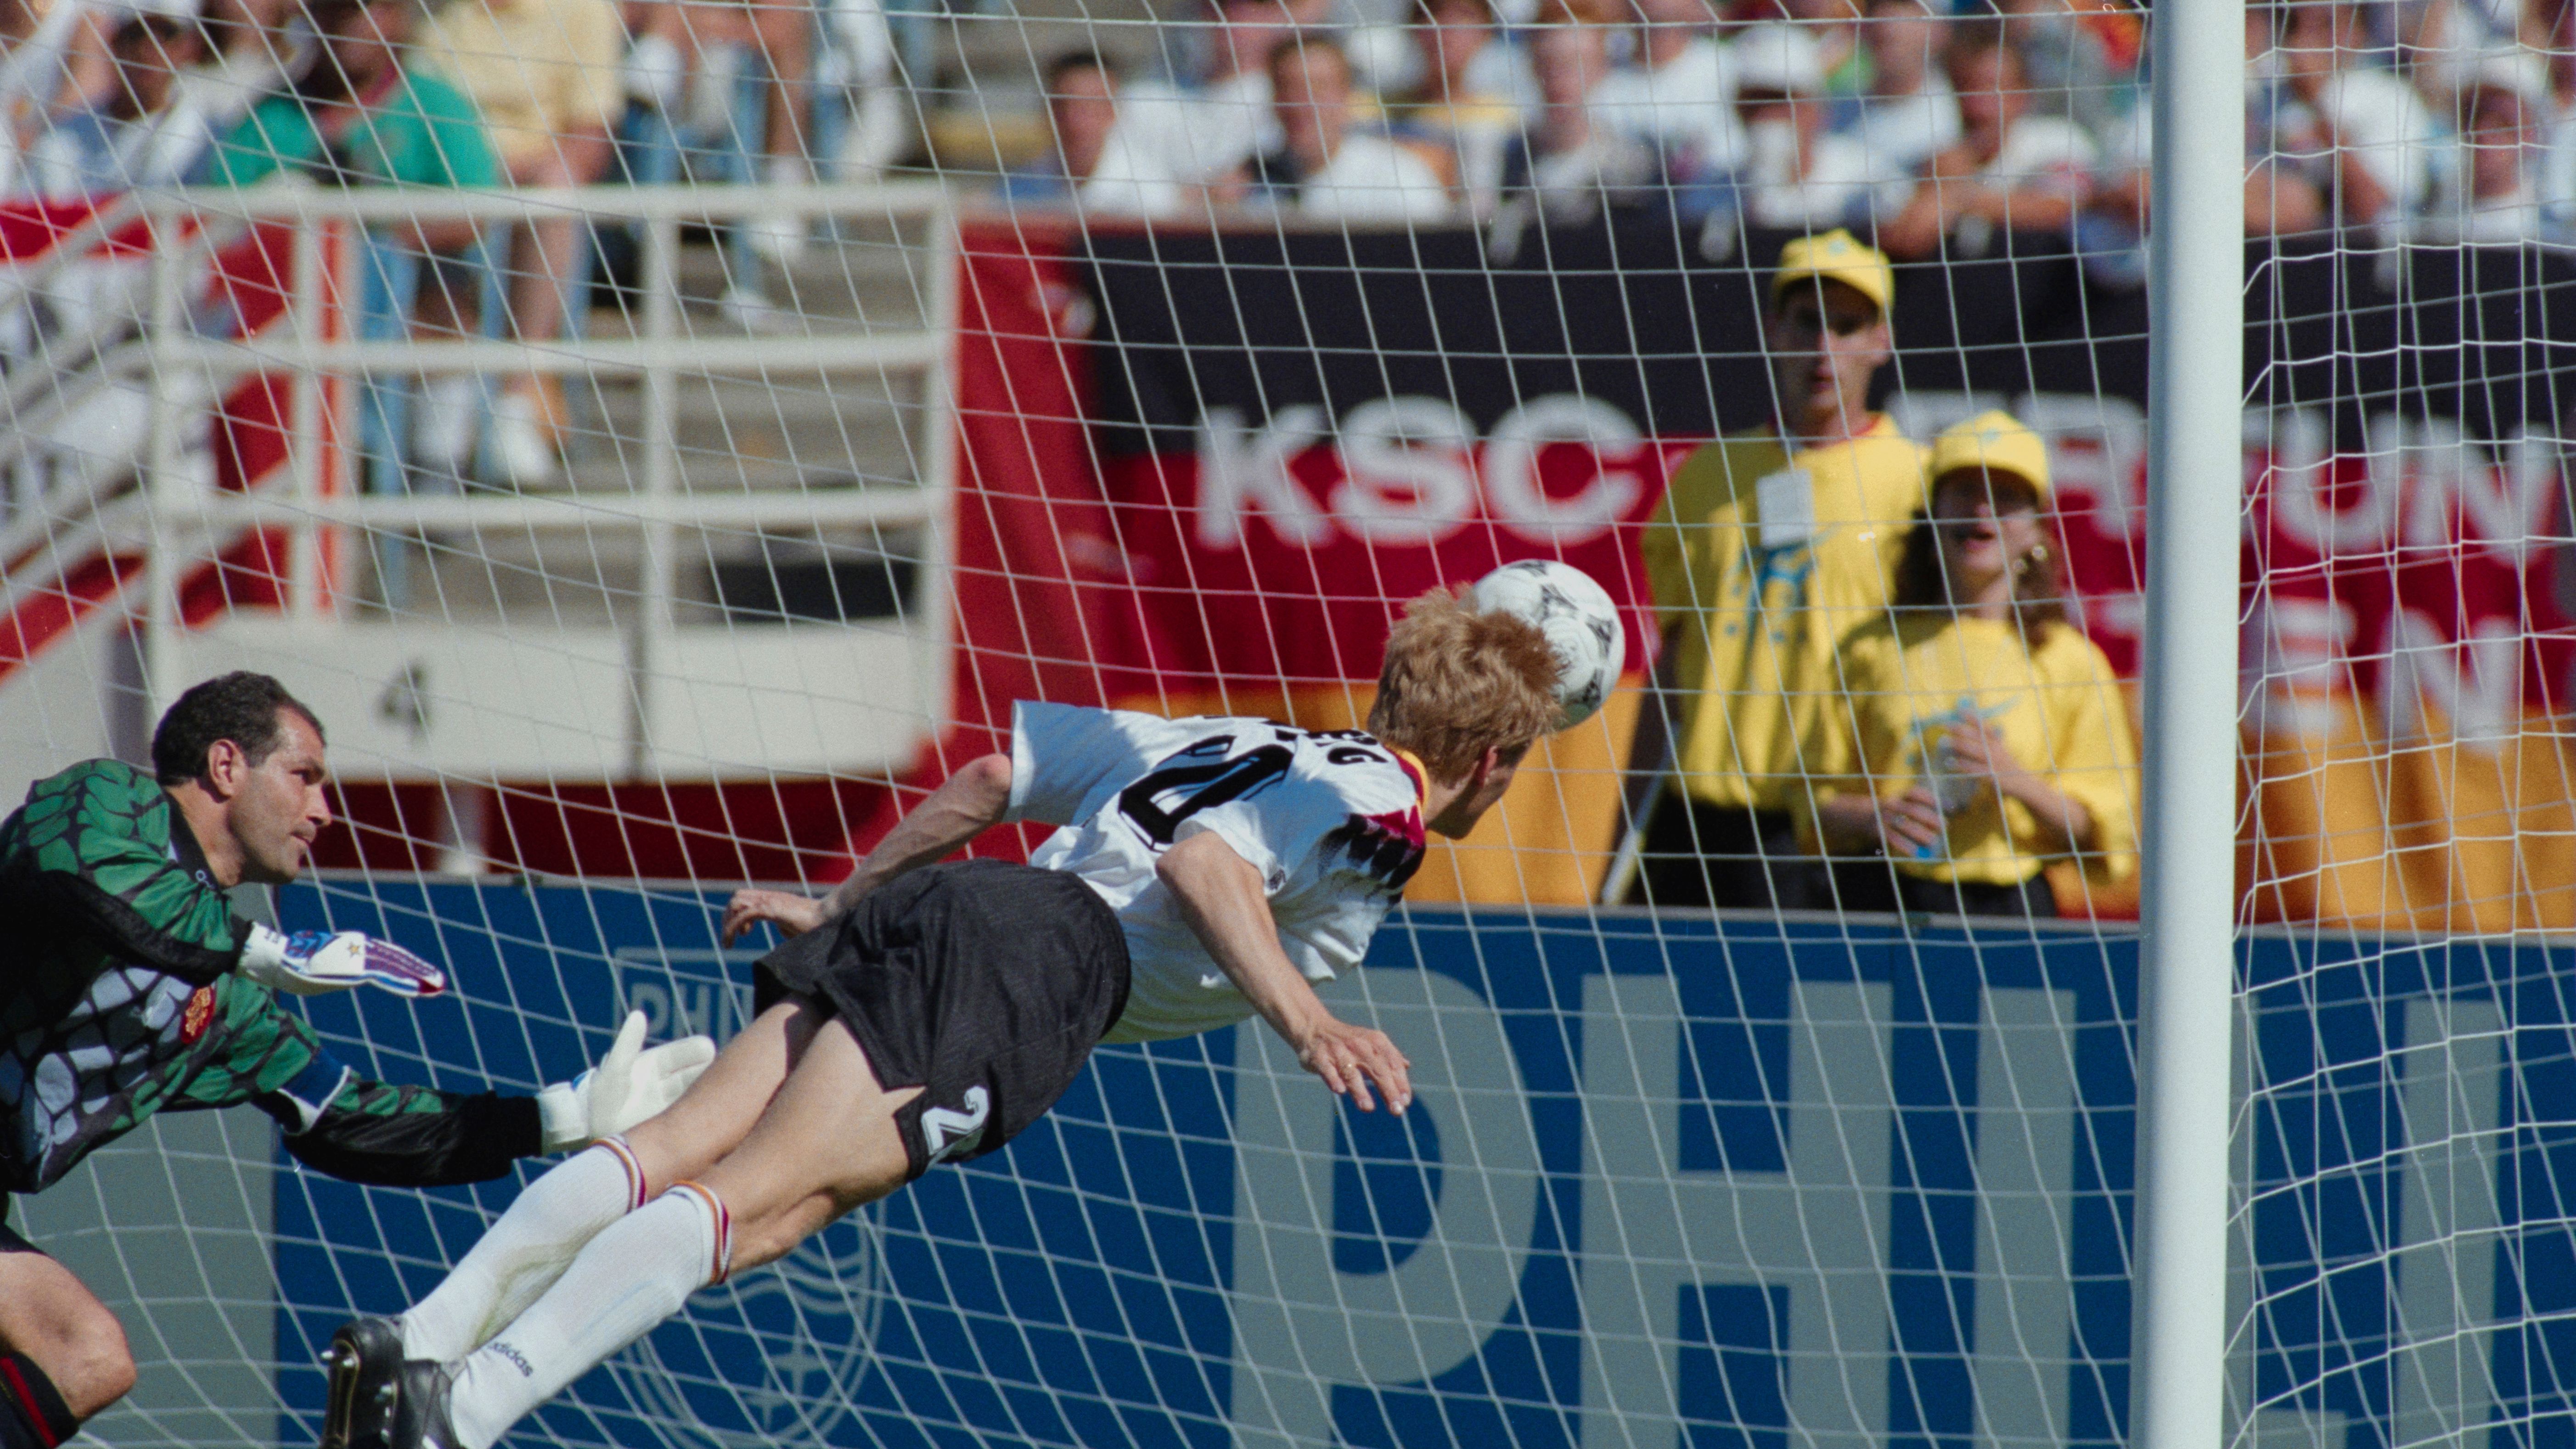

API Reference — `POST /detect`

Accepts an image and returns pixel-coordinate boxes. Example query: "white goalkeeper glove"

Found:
[536,1011,718,1152]
[239,924,448,997]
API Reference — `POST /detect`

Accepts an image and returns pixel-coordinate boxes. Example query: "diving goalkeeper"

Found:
[321,587,1564,1449]
[0,672,714,1449]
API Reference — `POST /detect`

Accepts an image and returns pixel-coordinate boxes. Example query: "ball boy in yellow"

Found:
[1805,411,2139,917]
[1630,230,1930,910]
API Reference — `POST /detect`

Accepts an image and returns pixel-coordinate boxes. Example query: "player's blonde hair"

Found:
[1367,586,1562,782]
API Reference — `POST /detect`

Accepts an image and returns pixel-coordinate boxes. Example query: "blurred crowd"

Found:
[1009,0,2576,246]
[6,0,2569,248]
[0,0,911,484]
[1,0,2570,483]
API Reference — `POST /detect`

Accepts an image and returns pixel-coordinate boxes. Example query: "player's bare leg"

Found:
[381,1015,919,1449]
[679,1012,917,1269]
[325,1000,830,1448]
[621,996,834,1193]
[0,1253,134,1447]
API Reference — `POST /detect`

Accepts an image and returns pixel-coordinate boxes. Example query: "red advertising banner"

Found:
[0,201,349,679]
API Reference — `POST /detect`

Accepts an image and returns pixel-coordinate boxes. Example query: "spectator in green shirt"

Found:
[203,0,496,266]
[204,0,497,499]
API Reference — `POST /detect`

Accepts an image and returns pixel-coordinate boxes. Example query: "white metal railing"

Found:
[38,180,963,772]
[0,193,209,555]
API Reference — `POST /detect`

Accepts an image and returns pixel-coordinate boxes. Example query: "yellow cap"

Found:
[1769,229,1895,315]
[1928,410,2052,499]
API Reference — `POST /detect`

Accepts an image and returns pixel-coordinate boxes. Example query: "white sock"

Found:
[411,375,480,470]
[399,1139,648,1363]
[444,1185,732,1449]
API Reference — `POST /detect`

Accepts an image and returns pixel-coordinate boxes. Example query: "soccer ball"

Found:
[1472,560,1625,730]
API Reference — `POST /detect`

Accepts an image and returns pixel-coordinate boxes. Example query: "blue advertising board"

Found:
[271,878,2576,1449]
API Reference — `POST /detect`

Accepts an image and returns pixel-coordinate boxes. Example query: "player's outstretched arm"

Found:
[1157,832,1413,1114]
[722,753,1016,944]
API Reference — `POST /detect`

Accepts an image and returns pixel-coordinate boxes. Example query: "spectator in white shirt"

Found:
[1251,34,1455,220]
[1589,0,1741,177]
[1496,0,1658,222]
[2433,62,2552,239]
[2544,0,2576,228]
[0,0,119,193]
[2089,4,2328,243]
[2275,0,2441,224]
[1729,21,1875,230]
[1102,0,1290,194]
[1,0,116,117]
[1843,0,1960,174]
[1382,0,1527,213]
[185,0,300,132]
[1001,50,1184,216]
[2394,0,2526,120]
[2240,3,2332,233]
[24,2,214,195]
[1994,0,2132,133]
[1880,21,2097,258]
[1774,0,1863,92]
[1005,50,1120,201]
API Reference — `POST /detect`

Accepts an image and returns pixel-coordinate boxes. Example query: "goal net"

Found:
[0,6,2568,1449]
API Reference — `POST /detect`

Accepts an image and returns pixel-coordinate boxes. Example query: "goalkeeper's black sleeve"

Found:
[270,1082,544,1187]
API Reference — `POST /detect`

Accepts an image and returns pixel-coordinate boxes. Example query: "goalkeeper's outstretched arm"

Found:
[269,1079,545,1187]
[216,1007,714,1186]
[0,682,720,1449]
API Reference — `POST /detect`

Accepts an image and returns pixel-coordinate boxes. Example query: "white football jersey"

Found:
[1004,702,1429,1044]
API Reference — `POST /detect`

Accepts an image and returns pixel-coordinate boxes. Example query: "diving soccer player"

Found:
[0,672,714,1449]
[322,586,1565,1449]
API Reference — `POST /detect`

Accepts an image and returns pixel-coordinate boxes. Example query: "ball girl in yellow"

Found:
[1807,411,2139,918]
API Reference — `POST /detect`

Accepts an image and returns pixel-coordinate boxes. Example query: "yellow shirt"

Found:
[1816,614,2140,886]
[1640,417,1929,813]
[416,0,623,171]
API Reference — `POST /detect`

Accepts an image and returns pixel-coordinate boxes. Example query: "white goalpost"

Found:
[2131,7,2245,1449]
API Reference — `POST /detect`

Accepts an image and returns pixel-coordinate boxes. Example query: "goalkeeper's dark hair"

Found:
[1367,586,1560,782]
[153,672,326,785]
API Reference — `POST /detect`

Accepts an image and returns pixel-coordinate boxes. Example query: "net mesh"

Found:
[0,3,2570,1449]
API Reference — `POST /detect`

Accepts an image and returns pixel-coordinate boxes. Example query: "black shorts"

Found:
[0,1195,38,1256]
[754,860,1131,1181]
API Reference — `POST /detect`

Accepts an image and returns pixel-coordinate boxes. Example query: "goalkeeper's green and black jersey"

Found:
[0,759,540,1195]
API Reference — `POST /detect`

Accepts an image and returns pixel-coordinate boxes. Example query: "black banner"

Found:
[1078,222,2576,450]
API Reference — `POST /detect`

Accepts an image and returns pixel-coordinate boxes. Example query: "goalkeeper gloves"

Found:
[240,924,448,997]
[536,1010,719,1151]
